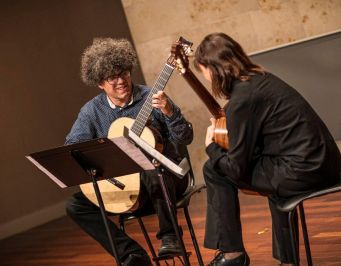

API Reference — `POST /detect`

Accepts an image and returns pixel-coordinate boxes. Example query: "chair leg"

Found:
[158,168,191,266]
[288,210,300,266]
[298,203,313,266]
[184,207,204,266]
[137,217,161,266]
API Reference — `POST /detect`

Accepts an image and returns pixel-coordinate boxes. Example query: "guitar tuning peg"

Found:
[175,58,187,74]
[187,51,194,57]
[175,65,186,75]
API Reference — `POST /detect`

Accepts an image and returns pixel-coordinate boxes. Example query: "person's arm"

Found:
[65,106,96,145]
[153,98,193,145]
[205,95,261,181]
[151,90,193,145]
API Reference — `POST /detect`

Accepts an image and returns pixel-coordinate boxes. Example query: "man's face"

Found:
[98,70,133,107]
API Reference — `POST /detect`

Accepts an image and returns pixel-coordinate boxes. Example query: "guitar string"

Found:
[131,64,174,136]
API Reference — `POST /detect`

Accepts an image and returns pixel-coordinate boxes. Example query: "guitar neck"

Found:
[131,63,174,136]
[182,68,224,118]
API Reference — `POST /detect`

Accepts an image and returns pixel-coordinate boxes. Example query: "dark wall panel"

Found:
[251,31,341,140]
[0,0,144,224]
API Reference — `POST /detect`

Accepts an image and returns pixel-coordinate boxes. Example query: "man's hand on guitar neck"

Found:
[152,91,174,117]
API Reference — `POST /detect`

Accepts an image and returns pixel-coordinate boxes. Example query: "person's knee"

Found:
[65,196,77,217]
[203,160,217,183]
[143,172,176,200]
[203,160,239,189]
[65,193,85,217]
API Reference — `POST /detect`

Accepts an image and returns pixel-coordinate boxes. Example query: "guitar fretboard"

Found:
[131,63,174,136]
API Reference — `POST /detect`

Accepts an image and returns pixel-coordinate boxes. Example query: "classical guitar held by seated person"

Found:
[172,38,229,150]
[80,38,193,214]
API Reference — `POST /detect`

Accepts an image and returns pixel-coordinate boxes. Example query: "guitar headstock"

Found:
[167,37,193,74]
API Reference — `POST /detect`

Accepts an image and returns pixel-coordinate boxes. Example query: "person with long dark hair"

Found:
[194,33,340,266]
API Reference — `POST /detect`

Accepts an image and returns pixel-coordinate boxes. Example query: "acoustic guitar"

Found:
[80,38,193,214]
[172,39,229,150]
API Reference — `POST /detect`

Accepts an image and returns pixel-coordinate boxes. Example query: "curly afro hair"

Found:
[81,38,138,86]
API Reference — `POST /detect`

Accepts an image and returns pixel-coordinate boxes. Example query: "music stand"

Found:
[124,127,192,266]
[26,136,155,266]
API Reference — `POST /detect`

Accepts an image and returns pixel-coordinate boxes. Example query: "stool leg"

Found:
[298,203,313,266]
[137,218,161,266]
[184,207,204,266]
[288,210,299,266]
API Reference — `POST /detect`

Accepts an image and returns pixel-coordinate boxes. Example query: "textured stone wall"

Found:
[122,0,341,182]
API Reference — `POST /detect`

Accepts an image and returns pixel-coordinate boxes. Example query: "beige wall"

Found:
[122,0,341,183]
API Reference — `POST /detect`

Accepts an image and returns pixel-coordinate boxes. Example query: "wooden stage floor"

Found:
[1,191,341,265]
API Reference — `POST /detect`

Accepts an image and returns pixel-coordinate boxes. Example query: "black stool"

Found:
[276,177,341,266]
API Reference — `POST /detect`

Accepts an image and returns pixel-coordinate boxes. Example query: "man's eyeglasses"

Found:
[105,70,131,85]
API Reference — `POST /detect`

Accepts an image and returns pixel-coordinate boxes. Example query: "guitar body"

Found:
[80,117,159,214]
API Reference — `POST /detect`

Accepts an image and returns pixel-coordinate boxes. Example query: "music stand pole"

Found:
[123,127,191,265]
[153,160,191,266]
[71,150,122,266]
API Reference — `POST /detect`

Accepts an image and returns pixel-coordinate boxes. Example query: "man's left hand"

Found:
[152,91,173,117]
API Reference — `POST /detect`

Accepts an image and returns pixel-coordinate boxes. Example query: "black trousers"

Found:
[203,160,303,264]
[65,169,187,261]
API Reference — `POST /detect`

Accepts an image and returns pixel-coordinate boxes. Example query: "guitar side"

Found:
[183,68,229,150]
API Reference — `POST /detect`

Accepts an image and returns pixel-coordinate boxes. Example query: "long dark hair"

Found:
[194,33,264,99]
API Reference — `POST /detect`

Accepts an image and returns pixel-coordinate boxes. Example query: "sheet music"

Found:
[110,136,155,171]
[124,129,190,177]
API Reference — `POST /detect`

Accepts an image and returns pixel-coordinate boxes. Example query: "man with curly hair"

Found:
[65,38,193,265]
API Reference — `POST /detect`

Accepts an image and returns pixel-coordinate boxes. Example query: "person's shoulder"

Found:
[135,84,151,93]
[230,73,269,104]
[260,71,293,87]
[133,84,151,100]
[252,72,304,105]
[263,72,284,83]
[81,92,108,112]
[262,72,298,93]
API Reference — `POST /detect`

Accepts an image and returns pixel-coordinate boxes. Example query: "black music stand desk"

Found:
[26,136,155,266]
[27,134,191,265]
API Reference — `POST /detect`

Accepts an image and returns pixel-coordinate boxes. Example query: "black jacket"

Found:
[206,72,340,191]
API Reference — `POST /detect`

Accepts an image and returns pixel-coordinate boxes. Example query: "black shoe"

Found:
[122,253,152,266]
[207,251,250,266]
[158,235,182,256]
